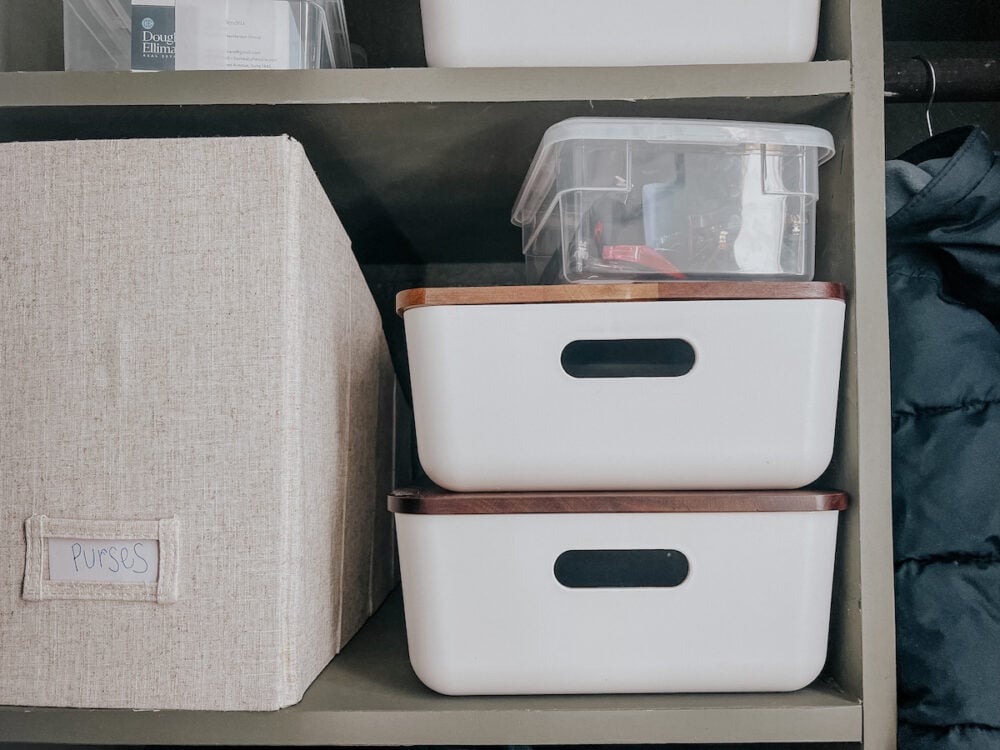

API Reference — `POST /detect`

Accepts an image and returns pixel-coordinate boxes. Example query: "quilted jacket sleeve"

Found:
[887,126,1000,750]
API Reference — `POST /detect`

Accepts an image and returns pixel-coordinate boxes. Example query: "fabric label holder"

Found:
[22,516,180,604]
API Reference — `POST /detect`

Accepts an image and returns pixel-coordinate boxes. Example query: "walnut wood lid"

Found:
[389,486,849,515]
[396,282,846,316]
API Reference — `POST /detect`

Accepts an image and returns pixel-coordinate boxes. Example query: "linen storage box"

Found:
[513,118,835,284]
[391,486,847,695]
[398,283,845,492]
[420,0,822,67]
[0,136,396,711]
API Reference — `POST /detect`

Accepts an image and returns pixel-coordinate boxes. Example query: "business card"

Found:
[131,1,176,71]
[132,0,296,71]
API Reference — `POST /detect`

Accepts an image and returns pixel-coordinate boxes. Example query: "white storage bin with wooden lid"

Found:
[391,485,847,695]
[397,282,845,492]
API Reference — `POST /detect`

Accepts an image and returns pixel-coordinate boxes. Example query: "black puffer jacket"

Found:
[888,127,1000,749]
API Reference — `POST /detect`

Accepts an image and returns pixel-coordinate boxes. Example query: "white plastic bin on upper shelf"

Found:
[420,0,822,67]
[391,485,847,695]
[397,283,845,493]
[63,0,352,71]
[513,118,835,284]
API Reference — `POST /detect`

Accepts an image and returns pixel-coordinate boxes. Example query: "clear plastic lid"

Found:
[512,117,836,225]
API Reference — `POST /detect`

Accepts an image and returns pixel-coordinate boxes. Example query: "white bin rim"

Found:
[512,117,836,226]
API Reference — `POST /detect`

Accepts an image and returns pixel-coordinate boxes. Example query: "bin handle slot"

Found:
[561,338,695,379]
[554,549,689,588]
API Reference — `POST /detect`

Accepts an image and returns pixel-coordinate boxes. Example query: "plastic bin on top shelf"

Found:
[420,0,823,68]
[63,0,352,71]
[513,118,835,284]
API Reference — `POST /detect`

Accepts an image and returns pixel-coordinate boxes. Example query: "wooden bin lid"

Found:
[389,486,849,515]
[396,282,846,316]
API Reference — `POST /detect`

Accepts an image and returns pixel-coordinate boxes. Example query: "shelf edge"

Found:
[0,62,852,107]
[0,702,862,746]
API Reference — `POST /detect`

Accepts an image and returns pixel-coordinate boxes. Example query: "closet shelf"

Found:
[0,62,851,107]
[0,589,862,746]
[0,0,897,742]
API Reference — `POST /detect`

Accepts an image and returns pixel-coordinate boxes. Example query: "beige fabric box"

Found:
[0,136,397,710]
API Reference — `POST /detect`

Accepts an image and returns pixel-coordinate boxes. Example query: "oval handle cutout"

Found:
[561,339,695,379]
[554,549,690,589]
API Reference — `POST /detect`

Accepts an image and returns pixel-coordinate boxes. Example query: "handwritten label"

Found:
[48,538,159,584]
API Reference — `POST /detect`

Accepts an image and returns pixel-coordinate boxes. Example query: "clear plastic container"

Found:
[63,0,352,71]
[512,118,835,284]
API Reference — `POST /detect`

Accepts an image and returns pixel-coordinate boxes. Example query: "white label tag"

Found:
[48,538,160,584]
[174,0,295,71]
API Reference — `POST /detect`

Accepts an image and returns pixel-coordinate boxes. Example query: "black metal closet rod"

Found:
[885,57,1000,102]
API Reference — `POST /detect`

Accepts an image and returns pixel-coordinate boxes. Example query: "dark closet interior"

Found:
[882,0,1000,155]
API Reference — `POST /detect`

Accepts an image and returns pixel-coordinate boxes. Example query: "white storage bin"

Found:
[392,486,847,695]
[398,283,845,492]
[64,0,352,71]
[420,0,822,67]
[0,136,396,711]
[513,118,835,284]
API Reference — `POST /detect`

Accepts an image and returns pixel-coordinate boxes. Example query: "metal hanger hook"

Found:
[913,55,937,137]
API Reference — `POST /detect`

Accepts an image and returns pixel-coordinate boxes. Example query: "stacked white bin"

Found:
[391,118,847,697]
[390,486,847,695]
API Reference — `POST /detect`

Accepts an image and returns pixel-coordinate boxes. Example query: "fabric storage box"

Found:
[420,0,822,67]
[64,0,352,71]
[0,136,396,711]
[391,485,847,695]
[513,118,835,284]
[398,283,845,492]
